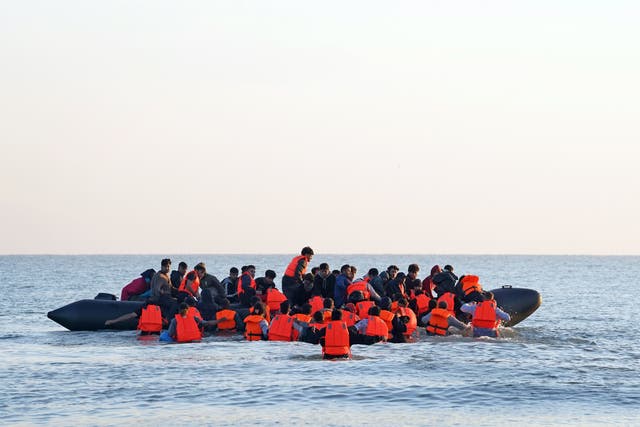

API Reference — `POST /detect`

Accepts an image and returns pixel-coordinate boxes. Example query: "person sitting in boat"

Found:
[333,264,353,308]
[237,265,257,307]
[282,246,314,307]
[354,306,388,342]
[200,269,226,304]
[105,300,166,335]
[177,263,206,303]
[220,267,239,303]
[169,261,188,297]
[313,263,335,299]
[460,292,510,338]
[244,302,269,341]
[167,302,228,343]
[422,300,469,336]
[432,264,458,296]
[255,269,277,299]
[405,264,422,297]
[148,258,178,319]
[215,298,241,333]
[120,268,156,301]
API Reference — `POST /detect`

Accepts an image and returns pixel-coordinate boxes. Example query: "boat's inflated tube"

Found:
[492,286,542,327]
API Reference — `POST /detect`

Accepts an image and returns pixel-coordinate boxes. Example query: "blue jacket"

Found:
[334,274,351,308]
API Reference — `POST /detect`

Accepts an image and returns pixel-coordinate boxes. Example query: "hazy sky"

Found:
[1,1,639,255]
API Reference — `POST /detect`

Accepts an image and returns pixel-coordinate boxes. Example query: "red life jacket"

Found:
[415,294,431,315]
[343,311,359,327]
[426,308,450,336]
[461,275,482,296]
[284,255,307,278]
[178,271,200,296]
[323,321,350,357]
[346,280,370,300]
[244,314,265,341]
[174,314,201,342]
[137,304,163,333]
[356,301,375,319]
[266,287,288,312]
[379,309,395,338]
[309,296,325,316]
[268,314,294,341]
[396,306,417,336]
[309,322,325,331]
[215,309,236,331]
[472,300,498,329]
[438,292,456,316]
[237,272,257,295]
[365,316,389,338]
[187,306,202,319]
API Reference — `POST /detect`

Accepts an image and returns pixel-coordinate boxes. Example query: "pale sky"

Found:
[1,1,639,255]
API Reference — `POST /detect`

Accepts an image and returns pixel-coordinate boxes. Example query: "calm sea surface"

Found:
[1,255,639,426]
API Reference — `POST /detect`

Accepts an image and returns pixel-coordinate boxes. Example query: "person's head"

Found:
[229,267,239,279]
[331,309,343,321]
[438,300,448,310]
[246,265,256,277]
[301,246,314,262]
[249,295,260,306]
[312,311,324,323]
[414,289,424,296]
[344,303,356,313]
[178,261,188,274]
[220,298,231,309]
[311,266,319,276]
[185,296,197,307]
[368,306,381,317]
[332,269,340,277]
[379,297,392,311]
[408,263,420,279]
[265,269,276,284]
[396,272,406,283]
[141,269,156,283]
[484,292,495,301]
[318,263,330,278]
[300,303,312,315]
[444,264,454,273]
[280,300,290,314]
[348,290,364,303]
[387,265,399,279]
[367,268,379,278]
[323,298,334,310]
[252,302,265,316]
[340,264,351,275]
[179,302,189,316]
[431,265,442,276]
[428,299,437,310]
[397,297,408,307]
[303,273,314,291]
[241,265,248,273]
[194,262,206,279]
[160,258,171,273]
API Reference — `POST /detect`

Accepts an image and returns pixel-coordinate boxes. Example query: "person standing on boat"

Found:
[282,246,314,307]
[221,267,240,303]
[147,258,178,319]
[460,292,510,338]
[178,263,206,303]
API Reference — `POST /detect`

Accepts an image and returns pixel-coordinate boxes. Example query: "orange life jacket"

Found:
[244,314,265,341]
[396,306,417,336]
[266,287,288,312]
[309,295,325,315]
[174,314,201,342]
[438,292,456,316]
[323,321,351,356]
[472,300,498,329]
[137,304,163,333]
[322,310,332,322]
[343,311,359,327]
[237,272,257,295]
[461,275,482,296]
[391,301,399,312]
[415,294,431,315]
[268,314,294,341]
[365,315,389,338]
[379,309,395,338]
[284,255,307,278]
[346,280,370,300]
[187,306,202,319]
[309,321,325,330]
[215,309,237,331]
[178,271,200,296]
[356,301,375,319]
[426,308,450,336]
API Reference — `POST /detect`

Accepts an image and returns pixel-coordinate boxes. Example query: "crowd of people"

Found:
[107,247,510,359]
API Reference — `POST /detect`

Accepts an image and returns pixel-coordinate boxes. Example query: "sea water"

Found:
[1,255,639,426]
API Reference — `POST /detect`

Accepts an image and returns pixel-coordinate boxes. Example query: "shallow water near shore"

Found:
[1,255,639,425]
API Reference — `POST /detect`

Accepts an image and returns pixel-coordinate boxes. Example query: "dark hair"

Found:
[387,265,399,272]
[161,258,171,267]
[312,311,324,323]
[408,264,419,273]
[444,264,454,272]
[140,269,156,281]
[438,300,448,310]
[397,298,408,307]
[331,309,343,321]
[178,261,187,269]
[185,297,197,307]
[301,303,312,315]
[280,300,290,314]
[241,266,247,273]
[230,267,239,274]
[246,265,256,271]
[179,302,189,314]
[340,264,351,273]
[379,297,391,311]
[332,270,340,275]
[368,268,379,277]
[249,295,260,306]
[265,269,276,279]
[319,263,329,270]
[368,306,381,316]
[301,246,314,256]
[252,302,265,316]
[194,263,206,272]
[484,292,495,301]
[303,273,314,282]
[311,267,319,275]
[428,299,437,310]
[414,289,424,296]
[323,298,334,309]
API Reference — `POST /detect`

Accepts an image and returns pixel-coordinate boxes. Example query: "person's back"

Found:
[121,268,155,301]
[321,310,351,359]
[462,294,510,338]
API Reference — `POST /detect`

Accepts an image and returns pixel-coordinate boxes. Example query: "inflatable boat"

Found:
[47,286,541,331]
